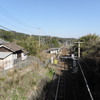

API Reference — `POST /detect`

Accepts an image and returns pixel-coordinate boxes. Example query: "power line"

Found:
[0,17,36,34]
[0,25,13,31]
[0,6,33,32]
[0,5,40,31]
[0,5,47,42]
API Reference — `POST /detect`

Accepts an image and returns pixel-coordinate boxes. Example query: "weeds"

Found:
[0,63,54,100]
[46,68,55,80]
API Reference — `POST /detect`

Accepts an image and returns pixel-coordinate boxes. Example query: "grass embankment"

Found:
[0,61,55,100]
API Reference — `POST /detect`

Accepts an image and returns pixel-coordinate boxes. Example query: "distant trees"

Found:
[0,29,60,56]
[0,29,76,56]
[47,37,59,48]
[0,29,28,42]
[0,29,14,42]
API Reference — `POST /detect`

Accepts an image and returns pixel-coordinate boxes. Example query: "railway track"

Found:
[78,61,94,100]
[75,60,94,100]
[55,70,65,100]
[45,46,97,100]
[54,58,94,100]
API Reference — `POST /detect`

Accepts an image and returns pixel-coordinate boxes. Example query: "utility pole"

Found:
[75,41,83,58]
[37,28,41,47]
[39,35,40,46]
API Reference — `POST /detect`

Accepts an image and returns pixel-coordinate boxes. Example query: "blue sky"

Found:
[0,0,100,38]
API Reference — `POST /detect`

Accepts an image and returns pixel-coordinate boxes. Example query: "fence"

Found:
[13,56,33,68]
[14,56,51,68]
[0,56,51,75]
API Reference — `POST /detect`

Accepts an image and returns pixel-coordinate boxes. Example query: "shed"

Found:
[46,48,60,54]
[0,52,13,70]
[0,43,28,61]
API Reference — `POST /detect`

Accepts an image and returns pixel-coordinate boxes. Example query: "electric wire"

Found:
[0,5,40,34]
[0,5,40,29]
[0,25,13,31]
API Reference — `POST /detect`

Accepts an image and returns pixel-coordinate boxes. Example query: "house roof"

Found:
[0,52,12,59]
[1,43,24,52]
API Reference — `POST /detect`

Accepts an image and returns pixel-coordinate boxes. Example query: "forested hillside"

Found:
[0,29,76,55]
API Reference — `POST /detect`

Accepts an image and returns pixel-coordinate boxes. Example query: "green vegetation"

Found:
[74,34,100,58]
[17,37,41,55]
[0,29,28,42]
[73,34,100,72]
[46,68,55,80]
[0,29,76,56]
[0,62,54,100]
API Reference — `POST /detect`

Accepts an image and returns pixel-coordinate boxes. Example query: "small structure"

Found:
[46,48,60,54]
[0,43,28,61]
[0,42,28,70]
[0,52,13,70]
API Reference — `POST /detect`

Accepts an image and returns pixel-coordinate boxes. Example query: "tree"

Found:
[74,34,100,57]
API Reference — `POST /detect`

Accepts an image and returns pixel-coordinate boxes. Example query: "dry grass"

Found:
[0,58,54,100]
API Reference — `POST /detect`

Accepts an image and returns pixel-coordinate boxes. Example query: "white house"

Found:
[46,48,60,54]
[0,43,28,70]
[0,43,28,61]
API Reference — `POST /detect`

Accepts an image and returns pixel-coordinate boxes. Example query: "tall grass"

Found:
[0,62,54,100]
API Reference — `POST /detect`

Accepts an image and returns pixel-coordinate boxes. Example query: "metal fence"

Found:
[14,56,50,68]
[13,56,34,68]
[0,56,51,74]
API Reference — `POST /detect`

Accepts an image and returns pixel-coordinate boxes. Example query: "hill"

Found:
[0,29,76,55]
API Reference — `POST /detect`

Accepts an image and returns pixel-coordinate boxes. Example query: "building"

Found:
[0,43,28,70]
[46,48,60,54]
[0,52,13,70]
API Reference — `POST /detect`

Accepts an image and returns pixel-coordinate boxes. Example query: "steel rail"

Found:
[54,65,66,100]
[78,61,94,100]
[54,75,61,100]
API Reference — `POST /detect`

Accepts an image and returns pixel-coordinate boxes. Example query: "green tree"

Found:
[74,34,100,57]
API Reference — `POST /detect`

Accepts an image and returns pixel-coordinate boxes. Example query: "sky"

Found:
[0,0,100,38]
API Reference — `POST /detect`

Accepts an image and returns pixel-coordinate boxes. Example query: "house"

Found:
[46,48,60,54]
[0,43,28,70]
